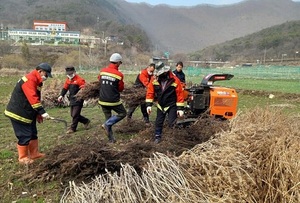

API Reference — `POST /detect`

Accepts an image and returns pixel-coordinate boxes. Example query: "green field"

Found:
[0,71,299,202]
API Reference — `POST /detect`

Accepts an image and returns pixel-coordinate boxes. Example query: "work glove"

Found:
[147,106,152,114]
[36,115,43,123]
[57,95,63,102]
[41,113,51,120]
[177,110,184,118]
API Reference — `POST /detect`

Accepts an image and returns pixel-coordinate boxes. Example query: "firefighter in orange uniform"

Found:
[98,53,127,143]
[4,63,52,164]
[127,63,155,123]
[146,62,185,143]
[58,66,90,134]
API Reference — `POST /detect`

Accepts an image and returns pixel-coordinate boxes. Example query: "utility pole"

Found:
[79,40,81,69]
[0,23,3,40]
[263,48,266,64]
[102,31,107,57]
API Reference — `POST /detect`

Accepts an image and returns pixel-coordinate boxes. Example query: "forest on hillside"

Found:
[0,0,152,53]
[190,20,300,63]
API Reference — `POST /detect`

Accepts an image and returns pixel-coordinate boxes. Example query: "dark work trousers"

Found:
[101,104,127,124]
[127,102,148,119]
[70,105,89,131]
[155,105,177,137]
[11,119,38,146]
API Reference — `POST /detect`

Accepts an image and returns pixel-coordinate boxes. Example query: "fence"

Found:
[77,65,300,80]
[184,65,300,79]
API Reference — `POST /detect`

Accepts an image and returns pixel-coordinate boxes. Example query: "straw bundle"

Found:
[60,107,300,202]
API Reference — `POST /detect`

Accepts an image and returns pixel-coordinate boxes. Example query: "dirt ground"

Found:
[22,117,229,186]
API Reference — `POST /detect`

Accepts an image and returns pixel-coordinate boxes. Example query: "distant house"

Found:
[33,20,69,31]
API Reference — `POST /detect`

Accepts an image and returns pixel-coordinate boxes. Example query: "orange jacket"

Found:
[60,74,86,106]
[134,68,153,87]
[146,71,184,112]
[5,70,46,124]
[98,63,124,106]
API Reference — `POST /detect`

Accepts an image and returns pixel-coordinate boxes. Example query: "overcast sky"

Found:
[125,0,300,6]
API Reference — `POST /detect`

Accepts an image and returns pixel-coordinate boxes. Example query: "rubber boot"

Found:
[17,144,34,164]
[28,139,45,160]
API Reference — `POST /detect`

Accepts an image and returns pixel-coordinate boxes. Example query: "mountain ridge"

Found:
[0,0,300,54]
[118,0,300,53]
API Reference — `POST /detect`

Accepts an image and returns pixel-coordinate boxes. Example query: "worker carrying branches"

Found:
[127,63,155,124]
[58,66,90,134]
[98,53,127,143]
[146,62,185,143]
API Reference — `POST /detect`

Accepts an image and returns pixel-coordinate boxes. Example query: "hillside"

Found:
[0,0,152,52]
[0,0,300,54]
[117,0,300,53]
[190,20,300,63]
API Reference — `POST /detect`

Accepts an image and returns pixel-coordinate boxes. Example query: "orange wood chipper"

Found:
[178,73,238,126]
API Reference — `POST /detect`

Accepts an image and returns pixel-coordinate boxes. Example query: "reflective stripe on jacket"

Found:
[4,70,46,124]
[98,63,124,106]
[146,71,184,112]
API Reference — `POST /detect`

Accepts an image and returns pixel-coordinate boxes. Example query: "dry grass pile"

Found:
[60,107,300,202]
[42,79,67,108]
[75,81,146,108]
[178,107,300,202]
[23,138,138,183]
[43,79,99,107]
[75,81,100,100]
[121,85,146,107]
[61,153,201,203]
[24,117,224,185]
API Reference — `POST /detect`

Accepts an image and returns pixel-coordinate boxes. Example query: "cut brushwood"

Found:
[76,82,146,108]
[75,81,101,100]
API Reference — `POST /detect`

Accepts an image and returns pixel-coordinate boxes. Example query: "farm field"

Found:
[0,71,299,202]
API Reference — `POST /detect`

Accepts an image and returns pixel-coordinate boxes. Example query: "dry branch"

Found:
[121,86,146,107]
[75,81,101,100]
[42,79,66,108]
[75,82,146,108]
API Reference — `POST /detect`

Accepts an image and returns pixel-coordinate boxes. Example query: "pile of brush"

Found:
[121,86,146,107]
[75,81,146,107]
[76,81,101,100]
[42,79,68,108]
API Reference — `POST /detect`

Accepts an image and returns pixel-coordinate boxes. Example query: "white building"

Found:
[8,29,80,44]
